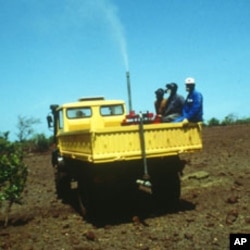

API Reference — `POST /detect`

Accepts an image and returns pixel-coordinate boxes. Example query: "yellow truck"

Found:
[47,96,202,218]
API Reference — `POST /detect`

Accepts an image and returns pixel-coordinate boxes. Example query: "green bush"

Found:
[221,113,237,126]
[0,133,28,227]
[17,133,51,153]
[206,114,250,127]
[32,133,50,152]
[207,117,220,126]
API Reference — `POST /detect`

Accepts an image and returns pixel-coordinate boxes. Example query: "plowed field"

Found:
[1,125,250,249]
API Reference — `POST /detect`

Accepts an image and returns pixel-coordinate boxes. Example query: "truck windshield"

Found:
[67,107,92,119]
[100,105,124,116]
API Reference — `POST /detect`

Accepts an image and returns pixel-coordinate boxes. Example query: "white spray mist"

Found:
[101,1,129,71]
[72,0,129,71]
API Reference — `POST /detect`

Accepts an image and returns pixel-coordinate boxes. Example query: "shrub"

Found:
[32,133,50,152]
[0,134,28,227]
[207,117,220,127]
[221,113,237,126]
[206,114,250,127]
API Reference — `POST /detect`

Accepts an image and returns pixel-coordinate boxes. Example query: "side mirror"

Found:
[47,115,53,128]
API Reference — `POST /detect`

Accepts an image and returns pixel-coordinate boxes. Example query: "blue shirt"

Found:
[175,89,203,122]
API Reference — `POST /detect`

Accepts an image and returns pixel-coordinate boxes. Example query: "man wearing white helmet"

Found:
[174,77,203,123]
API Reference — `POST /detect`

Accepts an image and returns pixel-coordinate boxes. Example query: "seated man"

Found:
[174,77,203,123]
[162,82,184,122]
[154,88,167,115]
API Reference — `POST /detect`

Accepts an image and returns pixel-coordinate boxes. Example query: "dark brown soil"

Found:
[1,125,250,249]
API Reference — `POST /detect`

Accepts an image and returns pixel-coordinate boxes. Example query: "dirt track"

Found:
[0,125,250,249]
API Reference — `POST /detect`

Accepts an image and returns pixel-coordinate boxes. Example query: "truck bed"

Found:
[57,122,202,163]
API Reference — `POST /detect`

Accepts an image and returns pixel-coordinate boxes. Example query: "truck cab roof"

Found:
[59,98,125,109]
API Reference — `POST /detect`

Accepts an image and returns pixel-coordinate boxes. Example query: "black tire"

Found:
[75,189,87,218]
[153,171,180,207]
[54,169,71,202]
[147,156,182,211]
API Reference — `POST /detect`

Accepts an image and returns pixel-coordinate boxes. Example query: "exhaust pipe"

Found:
[126,71,133,113]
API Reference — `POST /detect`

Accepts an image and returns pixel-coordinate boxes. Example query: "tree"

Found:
[207,117,220,126]
[0,133,28,227]
[16,115,40,142]
[0,131,9,140]
[221,113,237,126]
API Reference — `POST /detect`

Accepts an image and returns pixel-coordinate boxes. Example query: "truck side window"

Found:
[58,110,64,129]
[100,105,124,116]
[67,107,92,119]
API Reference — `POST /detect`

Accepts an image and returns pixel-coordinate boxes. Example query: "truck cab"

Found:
[50,97,127,133]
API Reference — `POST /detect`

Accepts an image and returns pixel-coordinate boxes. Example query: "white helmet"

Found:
[185,77,195,84]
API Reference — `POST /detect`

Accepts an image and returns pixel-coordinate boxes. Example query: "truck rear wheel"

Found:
[152,171,180,210]
[76,189,87,217]
[147,156,183,211]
